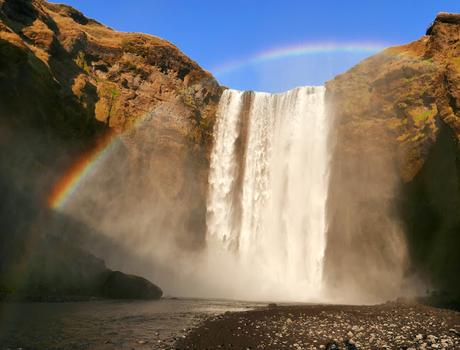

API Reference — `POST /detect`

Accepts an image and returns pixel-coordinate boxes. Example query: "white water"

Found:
[207,87,330,300]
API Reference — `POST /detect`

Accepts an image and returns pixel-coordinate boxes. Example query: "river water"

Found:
[0,298,264,349]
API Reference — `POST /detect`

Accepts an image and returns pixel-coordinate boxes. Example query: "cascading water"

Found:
[207,86,330,300]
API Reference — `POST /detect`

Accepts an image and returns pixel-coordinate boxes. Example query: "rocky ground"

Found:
[175,302,460,350]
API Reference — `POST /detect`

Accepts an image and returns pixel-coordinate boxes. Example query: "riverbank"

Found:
[176,302,460,349]
[0,298,262,349]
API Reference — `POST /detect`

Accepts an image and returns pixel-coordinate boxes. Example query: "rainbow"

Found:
[47,131,118,209]
[47,108,160,210]
[48,42,393,210]
[212,42,391,76]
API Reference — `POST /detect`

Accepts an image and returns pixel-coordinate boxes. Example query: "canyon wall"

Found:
[1,0,459,304]
[325,13,460,304]
[0,0,221,298]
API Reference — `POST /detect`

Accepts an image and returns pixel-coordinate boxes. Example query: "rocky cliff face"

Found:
[325,13,460,304]
[2,0,459,305]
[0,0,221,299]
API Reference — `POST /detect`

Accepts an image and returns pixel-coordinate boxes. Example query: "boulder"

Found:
[100,270,163,300]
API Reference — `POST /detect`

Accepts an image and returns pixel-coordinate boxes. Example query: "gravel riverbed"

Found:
[176,302,460,350]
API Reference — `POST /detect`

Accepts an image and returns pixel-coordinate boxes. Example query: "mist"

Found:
[52,85,420,304]
[322,90,419,304]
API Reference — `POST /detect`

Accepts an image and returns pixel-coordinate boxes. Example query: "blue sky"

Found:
[55,1,460,92]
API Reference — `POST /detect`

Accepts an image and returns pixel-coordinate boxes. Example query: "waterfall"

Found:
[207,86,330,300]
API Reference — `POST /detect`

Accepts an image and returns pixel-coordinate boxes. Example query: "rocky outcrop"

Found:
[2,0,459,305]
[100,271,163,300]
[0,0,222,299]
[325,13,460,303]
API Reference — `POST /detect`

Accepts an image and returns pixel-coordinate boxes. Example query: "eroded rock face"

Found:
[100,271,163,300]
[0,0,222,299]
[3,0,459,304]
[325,13,460,302]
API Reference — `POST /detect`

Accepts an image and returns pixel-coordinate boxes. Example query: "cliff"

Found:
[2,0,459,306]
[325,13,460,305]
[0,0,221,299]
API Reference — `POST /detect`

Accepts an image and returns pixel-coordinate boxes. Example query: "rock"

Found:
[437,12,460,23]
[326,342,340,350]
[100,271,162,299]
[0,0,221,300]
[427,334,438,344]
[345,339,357,350]
[325,11,460,306]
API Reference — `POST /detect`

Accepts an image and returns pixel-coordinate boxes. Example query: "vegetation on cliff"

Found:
[0,0,221,300]
[325,12,460,306]
[1,0,459,307]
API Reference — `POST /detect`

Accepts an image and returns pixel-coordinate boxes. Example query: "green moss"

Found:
[397,133,410,142]
[414,110,432,123]
[75,51,90,73]
[409,105,437,127]
[107,86,120,99]
[179,87,199,109]
[423,56,434,63]
[121,38,147,57]
[199,115,214,135]
[125,61,138,71]
[452,57,460,71]
[411,132,426,142]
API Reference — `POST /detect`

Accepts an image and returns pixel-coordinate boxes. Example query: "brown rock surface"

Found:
[325,13,460,302]
[1,0,221,137]
[2,0,460,306]
[0,0,222,298]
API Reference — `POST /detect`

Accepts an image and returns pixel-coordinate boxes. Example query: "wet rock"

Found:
[326,342,340,350]
[100,271,162,299]
[345,339,357,350]
[177,302,460,349]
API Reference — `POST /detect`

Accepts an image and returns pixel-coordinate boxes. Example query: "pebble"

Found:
[177,302,460,349]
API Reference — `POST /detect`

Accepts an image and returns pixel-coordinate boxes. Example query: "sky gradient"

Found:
[54,1,460,92]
